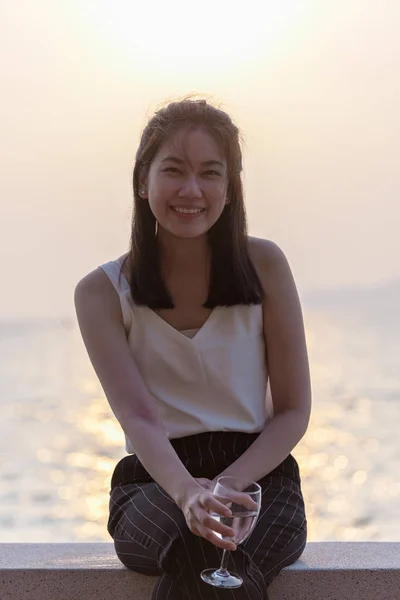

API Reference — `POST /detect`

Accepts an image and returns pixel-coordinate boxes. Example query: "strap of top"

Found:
[99,258,132,331]
[99,258,130,296]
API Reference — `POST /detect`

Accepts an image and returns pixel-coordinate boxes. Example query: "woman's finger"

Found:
[202,495,233,517]
[197,523,237,551]
[202,513,235,539]
[215,490,258,512]
[188,515,235,549]
[190,501,237,541]
[191,504,235,539]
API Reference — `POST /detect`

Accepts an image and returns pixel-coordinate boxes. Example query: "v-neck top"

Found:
[99,256,273,453]
[180,328,199,339]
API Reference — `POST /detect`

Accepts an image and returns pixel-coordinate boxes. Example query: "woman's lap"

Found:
[108,433,307,598]
[111,469,306,593]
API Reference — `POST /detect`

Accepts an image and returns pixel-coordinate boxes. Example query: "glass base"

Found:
[200,568,243,589]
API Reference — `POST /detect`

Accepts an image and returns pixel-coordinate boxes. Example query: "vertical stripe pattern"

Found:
[108,431,307,600]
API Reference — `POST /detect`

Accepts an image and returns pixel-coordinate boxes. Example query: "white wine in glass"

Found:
[200,476,262,589]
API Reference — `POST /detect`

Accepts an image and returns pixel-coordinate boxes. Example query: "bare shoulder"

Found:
[247,237,293,292]
[74,267,122,322]
[248,236,286,263]
[75,251,129,297]
[75,267,113,297]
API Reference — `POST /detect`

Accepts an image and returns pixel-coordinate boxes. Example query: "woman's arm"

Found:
[74,269,198,500]
[74,269,236,550]
[217,239,311,483]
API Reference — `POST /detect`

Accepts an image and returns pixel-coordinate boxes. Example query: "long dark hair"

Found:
[122,98,263,308]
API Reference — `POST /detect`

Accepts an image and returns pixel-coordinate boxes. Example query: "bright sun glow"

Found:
[91,0,305,71]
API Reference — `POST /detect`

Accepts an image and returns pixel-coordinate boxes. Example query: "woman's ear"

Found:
[224,184,231,204]
[138,171,148,199]
[138,180,148,199]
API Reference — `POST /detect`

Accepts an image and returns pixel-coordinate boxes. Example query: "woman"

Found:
[74,98,311,599]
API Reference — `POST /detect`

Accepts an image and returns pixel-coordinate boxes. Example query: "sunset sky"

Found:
[1,0,399,319]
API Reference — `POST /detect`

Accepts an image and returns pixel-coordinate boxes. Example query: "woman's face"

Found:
[142,127,229,239]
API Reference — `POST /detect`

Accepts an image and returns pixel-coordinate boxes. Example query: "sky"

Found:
[1,0,399,319]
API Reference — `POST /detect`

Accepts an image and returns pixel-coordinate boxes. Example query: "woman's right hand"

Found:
[177,483,237,551]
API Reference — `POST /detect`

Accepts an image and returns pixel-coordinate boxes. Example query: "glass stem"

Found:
[218,550,230,574]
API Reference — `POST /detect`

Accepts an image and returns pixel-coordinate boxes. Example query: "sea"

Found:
[1,286,399,543]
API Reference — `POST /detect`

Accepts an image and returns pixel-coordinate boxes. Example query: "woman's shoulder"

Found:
[75,253,130,296]
[248,236,288,268]
[247,237,293,292]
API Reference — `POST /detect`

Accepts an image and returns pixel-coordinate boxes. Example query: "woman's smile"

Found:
[170,205,206,217]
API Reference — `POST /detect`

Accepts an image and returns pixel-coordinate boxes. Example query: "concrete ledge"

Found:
[0,542,399,600]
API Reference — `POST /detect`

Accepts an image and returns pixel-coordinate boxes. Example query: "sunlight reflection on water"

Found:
[0,309,399,542]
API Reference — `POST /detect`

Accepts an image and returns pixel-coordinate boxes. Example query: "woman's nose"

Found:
[178,175,202,198]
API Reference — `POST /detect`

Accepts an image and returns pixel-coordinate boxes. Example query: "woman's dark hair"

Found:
[122,98,263,308]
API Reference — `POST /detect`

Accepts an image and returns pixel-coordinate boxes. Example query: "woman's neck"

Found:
[158,230,209,275]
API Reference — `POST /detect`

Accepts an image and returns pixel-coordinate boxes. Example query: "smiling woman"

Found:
[74,98,310,599]
[86,0,306,70]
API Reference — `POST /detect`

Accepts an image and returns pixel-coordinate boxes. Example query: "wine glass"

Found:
[200,476,262,589]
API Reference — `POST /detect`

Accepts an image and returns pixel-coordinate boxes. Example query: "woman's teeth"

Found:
[171,207,205,215]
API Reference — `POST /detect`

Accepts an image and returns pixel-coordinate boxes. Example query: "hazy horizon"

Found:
[1,0,399,319]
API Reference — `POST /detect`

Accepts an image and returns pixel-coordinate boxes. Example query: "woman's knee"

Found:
[259,525,307,585]
[242,508,307,582]
[111,483,188,545]
[113,537,160,575]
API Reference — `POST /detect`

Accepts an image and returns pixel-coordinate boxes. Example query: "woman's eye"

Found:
[163,167,180,173]
[203,170,220,177]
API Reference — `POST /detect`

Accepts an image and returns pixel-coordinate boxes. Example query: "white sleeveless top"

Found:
[99,256,274,453]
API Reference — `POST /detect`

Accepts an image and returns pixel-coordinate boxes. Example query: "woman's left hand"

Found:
[194,478,216,492]
[196,477,259,512]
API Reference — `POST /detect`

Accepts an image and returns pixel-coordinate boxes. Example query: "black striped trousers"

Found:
[108,431,307,599]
